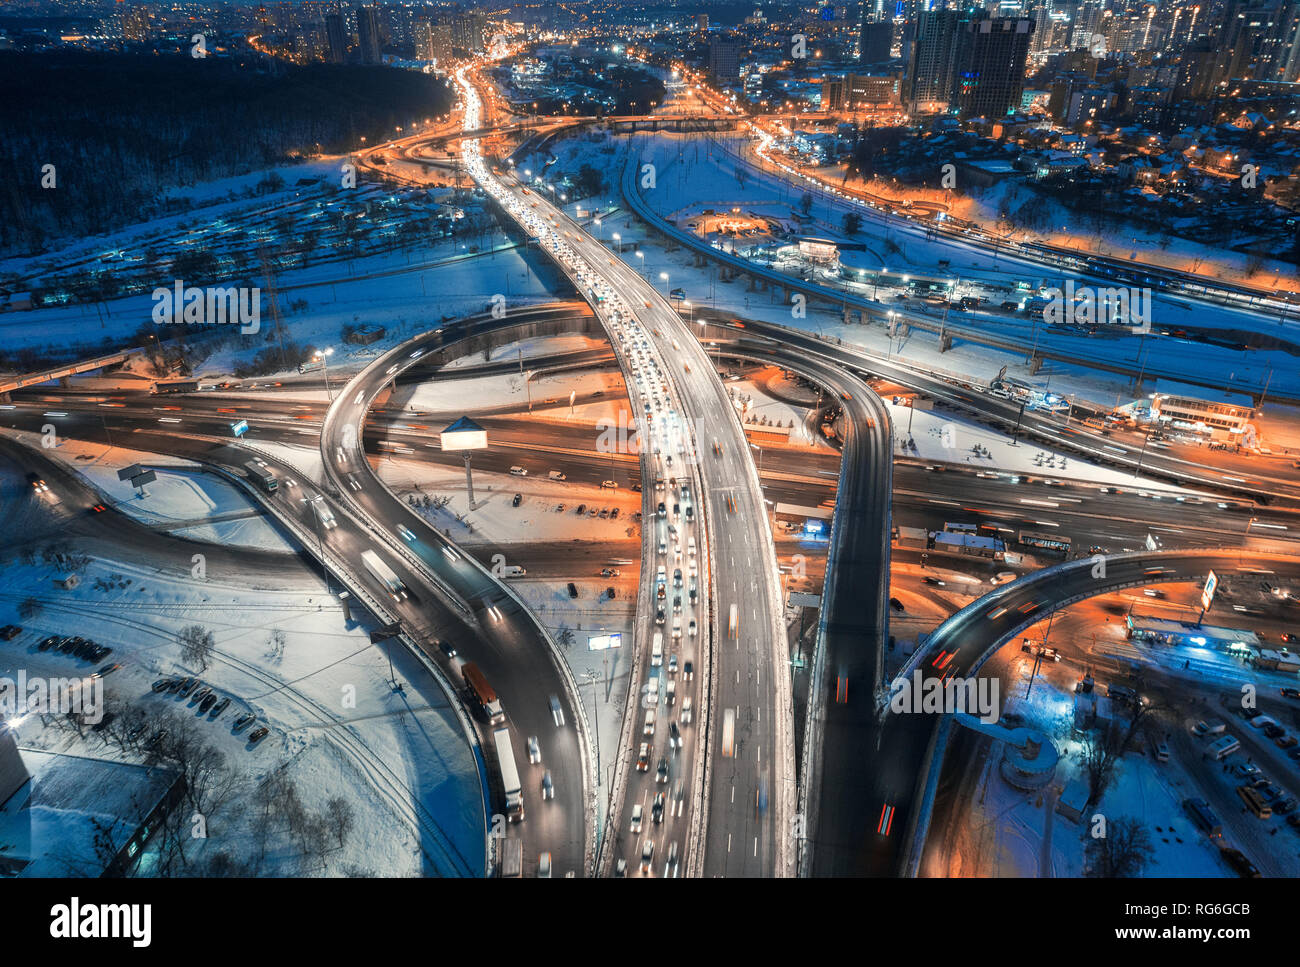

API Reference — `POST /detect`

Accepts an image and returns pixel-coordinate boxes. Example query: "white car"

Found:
[527,735,541,764]
[689,620,697,637]
[681,698,692,725]
[631,803,643,833]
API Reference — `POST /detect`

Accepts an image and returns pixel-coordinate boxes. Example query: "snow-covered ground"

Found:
[946,667,1226,877]
[0,554,484,877]
[374,457,639,545]
[888,400,1196,492]
[27,436,297,553]
[535,129,1299,408]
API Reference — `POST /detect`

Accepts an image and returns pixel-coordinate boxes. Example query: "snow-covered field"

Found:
[0,552,484,877]
[534,129,1299,409]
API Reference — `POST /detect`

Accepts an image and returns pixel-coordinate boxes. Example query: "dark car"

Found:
[1220,847,1262,879]
[209,697,231,719]
[683,661,693,681]
[652,792,665,825]
[248,726,270,745]
[1282,687,1300,699]
[37,635,60,652]
[607,586,616,600]
[567,582,579,599]
[0,625,21,641]
[889,597,906,613]
[59,637,80,654]
[512,493,522,507]
[438,640,458,660]
[177,678,198,697]
[1264,723,1285,739]
[610,508,620,520]
[656,758,669,784]
[922,576,945,587]
[152,678,172,693]
[232,713,256,733]
[575,504,587,515]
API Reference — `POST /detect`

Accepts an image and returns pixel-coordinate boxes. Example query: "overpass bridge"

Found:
[0,347,145,400]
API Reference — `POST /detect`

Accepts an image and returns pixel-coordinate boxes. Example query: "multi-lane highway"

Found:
[455,63,793,877]
[318,302,596,876]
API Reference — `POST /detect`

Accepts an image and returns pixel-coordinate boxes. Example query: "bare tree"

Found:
[325,796,355,848]
[179,624,215,672]
[1083,697,1166,807]
[1085,816,1156,877]
[267,628,287,661]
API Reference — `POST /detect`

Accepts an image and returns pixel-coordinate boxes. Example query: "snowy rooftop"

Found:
[0,748,181,877]
[1151,379,1256,409]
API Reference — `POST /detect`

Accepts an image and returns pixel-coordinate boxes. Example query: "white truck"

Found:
[492,727,525,823]
[361,549,409,602]
[548,470,566,481]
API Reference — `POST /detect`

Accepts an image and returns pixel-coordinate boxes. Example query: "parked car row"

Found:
[150,677,262,742]
[36,634,113,663]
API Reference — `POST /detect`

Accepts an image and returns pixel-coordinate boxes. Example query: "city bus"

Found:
[1017,531,1071,557]
[1237,784,1272,819]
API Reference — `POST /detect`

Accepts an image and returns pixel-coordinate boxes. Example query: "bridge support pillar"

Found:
[842,307,853,325]
[1029,354,1043,375]
[59,376,71,388]
[747,274,758,292]
[858,310,869,326]
[939,332,953,352]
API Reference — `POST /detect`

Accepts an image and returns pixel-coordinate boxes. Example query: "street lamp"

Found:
[313,347,335,400]
[635,250,644,277]
[659,270,670,294]
[612,231,621,252]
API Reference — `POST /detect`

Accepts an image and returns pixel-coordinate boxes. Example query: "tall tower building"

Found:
[860,19,894,61]
[906,8,961,108]
[325,12,348,63]
[708,34,743,82]
[356,5,382,65]
[952,16,1036,117]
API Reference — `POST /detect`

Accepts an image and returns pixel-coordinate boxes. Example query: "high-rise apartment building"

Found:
[905,9,960,108]
[708,34,743,82]
[859,19,894,62]
[325,12,348,63]
[356,5,382,64]
[951,17,1035,117]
